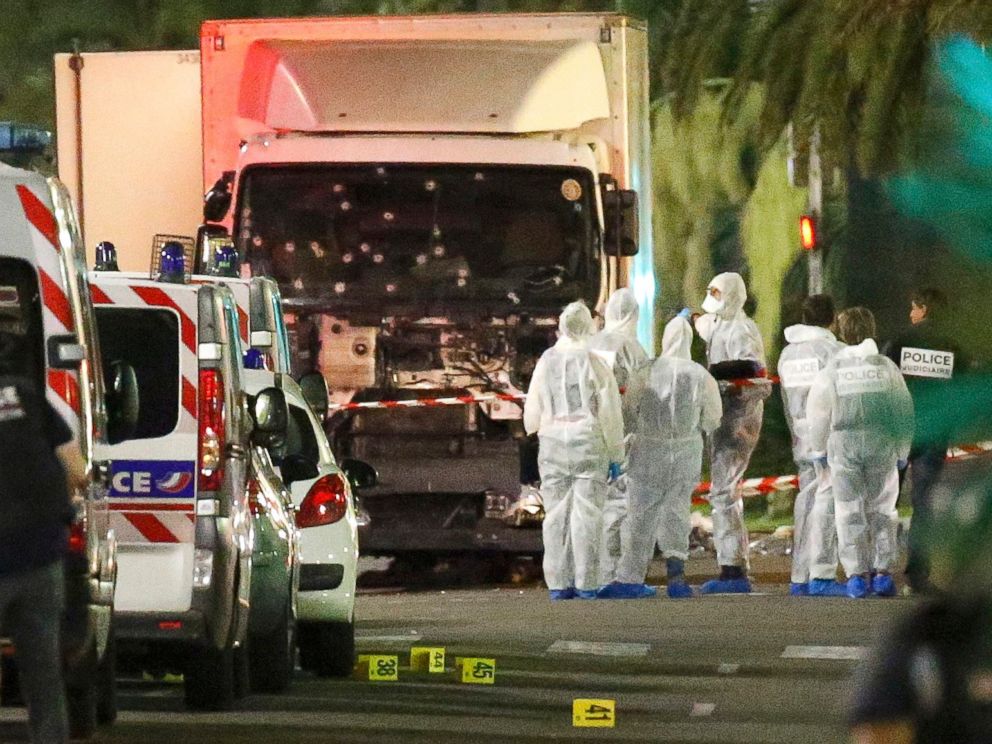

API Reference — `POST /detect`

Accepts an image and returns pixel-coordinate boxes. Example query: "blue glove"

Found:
[608,462,623,482]
[813,455,828,468]
[677,307,692,320]
[897,459,908,471]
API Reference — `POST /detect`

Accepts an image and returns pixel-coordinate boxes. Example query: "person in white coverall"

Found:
[778,295,846,597]
[807,307,914,599]
[587,289,650,586]
[524,302,625,600]
[600,315,722,599]
[695,272,771,594]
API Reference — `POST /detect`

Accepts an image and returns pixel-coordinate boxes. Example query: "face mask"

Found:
[702,293,724,314]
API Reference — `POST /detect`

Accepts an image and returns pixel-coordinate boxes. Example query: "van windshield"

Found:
[0,258,45,390]
[236,164,601,315]
[95,307,180,440]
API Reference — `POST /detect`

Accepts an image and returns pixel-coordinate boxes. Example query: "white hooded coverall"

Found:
[695,272,771,568]
[588,289,650,584]
[617,316,722,583]
[778,324,844,584]
[807,339,914,577]
[524,302,625,592]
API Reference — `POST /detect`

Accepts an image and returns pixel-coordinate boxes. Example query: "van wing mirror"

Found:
[299,372,330,420]
[340,458,378,490]
[47,334,86,369]
[251,387,288,449]
[203,171,234,223]
[107,360,139,444]
[601,176,640,257]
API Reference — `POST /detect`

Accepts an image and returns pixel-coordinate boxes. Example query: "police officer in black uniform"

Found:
[884,288,965,594]
[0,332,87,744]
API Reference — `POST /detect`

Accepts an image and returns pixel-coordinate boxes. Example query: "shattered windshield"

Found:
[236,164,600,313]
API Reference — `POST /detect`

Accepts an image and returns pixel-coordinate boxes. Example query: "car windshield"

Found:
[236,164,601,314]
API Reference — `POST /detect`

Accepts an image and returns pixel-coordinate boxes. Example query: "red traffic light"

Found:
[799,214,817,251]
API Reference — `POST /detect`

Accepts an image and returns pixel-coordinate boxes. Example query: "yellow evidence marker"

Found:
[354,654,399,681]
[410,647,446,673]
[573,699,616,728]
[455,657,496,685]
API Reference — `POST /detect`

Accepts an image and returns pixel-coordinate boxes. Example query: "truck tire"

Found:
[248,600,294,693]
[184,646,235,711]
[66,646,98,740]
[314,621,355,678]
[96,620,117,725]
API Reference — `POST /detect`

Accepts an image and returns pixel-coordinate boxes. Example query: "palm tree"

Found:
[664,0,992,177]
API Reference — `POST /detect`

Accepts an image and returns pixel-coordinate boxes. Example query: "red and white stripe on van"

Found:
[14,183,82,436]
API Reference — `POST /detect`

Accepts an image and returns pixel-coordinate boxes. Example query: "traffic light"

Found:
[800,214,817,250]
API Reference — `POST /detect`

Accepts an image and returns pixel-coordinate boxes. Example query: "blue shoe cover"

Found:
[808,579,848,597]
[667,579,694,599]
[596,582,657,599]
[549,588,575,601]
[871,573,897,597]
[575,589,599,600]
[699,577,752,595]
[789,582,809,596]
[846,575,869,598]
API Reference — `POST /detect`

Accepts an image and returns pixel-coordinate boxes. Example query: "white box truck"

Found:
[56,13,654,558]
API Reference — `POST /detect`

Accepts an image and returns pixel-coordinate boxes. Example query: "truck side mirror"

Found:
[107,360,139,444]
[340,458,378,490]
[299,372,330,420]
[601,175,639,257]
[203,171,235,223]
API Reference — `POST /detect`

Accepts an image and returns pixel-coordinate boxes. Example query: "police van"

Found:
[0,164,128,737]
[90,243,285,710]
[196,243,362,678]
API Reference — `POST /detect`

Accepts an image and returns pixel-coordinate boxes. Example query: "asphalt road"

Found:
[0,580,910,744]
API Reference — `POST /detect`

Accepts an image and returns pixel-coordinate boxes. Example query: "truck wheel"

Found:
[184,646,235,711]
[249,600,295,693]
[314,621,355,678]
[96,620,117,725]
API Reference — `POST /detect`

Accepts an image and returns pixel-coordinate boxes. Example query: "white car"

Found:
[243,372,360,676]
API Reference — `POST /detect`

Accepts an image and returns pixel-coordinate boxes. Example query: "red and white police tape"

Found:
[325,377,774,412]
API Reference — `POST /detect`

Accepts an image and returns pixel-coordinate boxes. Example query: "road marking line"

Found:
[717,663,739,674]
[690,702,716,717]
[547,640,650,657]
[782,645,867,660]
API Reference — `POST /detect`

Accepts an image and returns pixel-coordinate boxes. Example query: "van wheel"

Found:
[184,646,235,711]
[0,656,20,705]
[249,600,295,693]
[96,620,117,725]
[314,621,355,678]
[233,644,250,700]
[66,641,98,740]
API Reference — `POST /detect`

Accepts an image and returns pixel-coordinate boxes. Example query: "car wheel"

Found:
[96,619,117,725]
[184,645,235,711]
[249,600,295,693]
[314,620,355,678]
